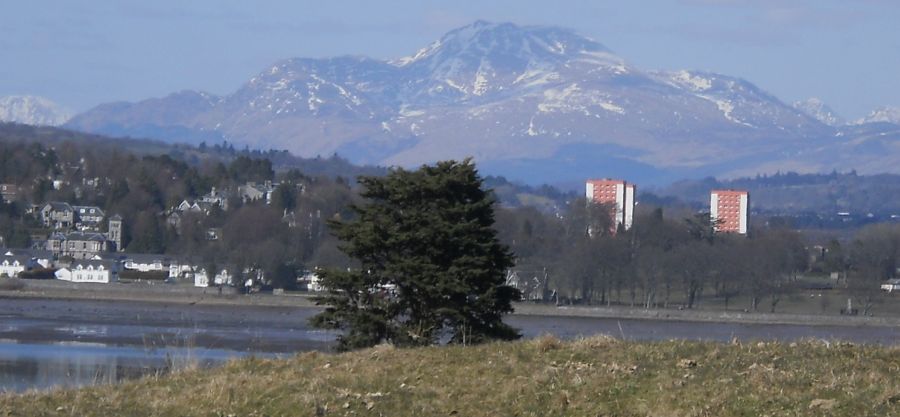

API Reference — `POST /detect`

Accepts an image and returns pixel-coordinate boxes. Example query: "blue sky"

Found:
[2,0,898,119]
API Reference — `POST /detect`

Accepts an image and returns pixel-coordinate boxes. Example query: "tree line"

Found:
[496,199,897,314]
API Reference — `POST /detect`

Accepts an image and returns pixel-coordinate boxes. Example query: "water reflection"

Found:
[0,341,254,392]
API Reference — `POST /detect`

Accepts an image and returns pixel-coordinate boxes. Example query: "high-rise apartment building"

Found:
[585,179,635,232]
[710,189,749,234]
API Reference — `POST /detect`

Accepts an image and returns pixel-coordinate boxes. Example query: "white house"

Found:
[302,270,325,292]
[169,262,197,279]
[193,268,234,287]
[123,254,171,273]
[73,205,105,230]
[29,250,53,269]
[2,249,52,269]
[55,260,119,283]
[0,251,35,278]
[881,279,900,293]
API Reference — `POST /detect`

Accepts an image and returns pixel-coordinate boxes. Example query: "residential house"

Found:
[73,205,105,230]
[0,251,36,278]
[0,184,17,203]
[4,249,54,269]
[301,270,325,292]
[46,231,110,259]
[199,187,230,211]
[175,200,204,213]
[238,182,276,204]
[122,254,172,273]
[41,202,75,229]
[168,259,201,280]
[55,260,119,283]
[881,279,900,293]
[166,193,227,231]
[193,267,234,287]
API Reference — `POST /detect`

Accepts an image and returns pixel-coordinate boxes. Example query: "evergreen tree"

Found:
[311,159,520,350]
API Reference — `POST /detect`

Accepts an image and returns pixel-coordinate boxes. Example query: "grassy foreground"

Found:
[2,337,899,417]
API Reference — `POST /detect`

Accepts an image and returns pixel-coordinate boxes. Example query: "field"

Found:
[2,336,898,416]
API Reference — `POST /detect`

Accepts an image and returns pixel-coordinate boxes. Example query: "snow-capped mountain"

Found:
[0,96,72,126]
[856,106,900,125]
[65,21,899,184]
[792,98,845,126]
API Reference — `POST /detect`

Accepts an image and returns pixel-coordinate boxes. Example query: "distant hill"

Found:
[0,123,570,209]
[0,122,385,180]
[660,171,900,219]
[6,122,900,226]
[65,21,900,186]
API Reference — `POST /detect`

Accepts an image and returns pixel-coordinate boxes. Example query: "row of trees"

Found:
[495,199,897,313]
[816,224,900,315]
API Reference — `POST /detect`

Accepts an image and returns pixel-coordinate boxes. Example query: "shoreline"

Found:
[3,278,900,329]
[512,302,900,328]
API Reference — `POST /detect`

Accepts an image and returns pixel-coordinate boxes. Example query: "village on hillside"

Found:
[1,178,323,291]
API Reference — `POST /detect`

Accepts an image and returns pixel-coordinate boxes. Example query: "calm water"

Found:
[0,341,258,392]
[2,308,899,392]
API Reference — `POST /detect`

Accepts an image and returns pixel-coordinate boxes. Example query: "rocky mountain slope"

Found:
[66,21,900,185]
[792,98,845,126]
[0,96,72,126]
[857,106,900,125]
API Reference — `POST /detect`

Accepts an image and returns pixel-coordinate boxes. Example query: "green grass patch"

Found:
[1,337,898,416]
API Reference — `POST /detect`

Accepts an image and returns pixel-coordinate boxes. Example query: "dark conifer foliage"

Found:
[311,159,520,350]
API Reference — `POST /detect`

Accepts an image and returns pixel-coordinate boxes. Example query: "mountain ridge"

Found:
[0,96,72,126]
[64,21,900,185]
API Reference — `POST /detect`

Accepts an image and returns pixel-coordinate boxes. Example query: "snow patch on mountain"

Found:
[538,84,582,113]
[575,50,630,74]
[668,70,713,92]
[513,68,560,88]
[793,98,845,126]
[391,40,443,67]
[857,106,900,125]
[0,96,72,126]
[698,96,753,127]
[598,101,625,115]
[473,67,491,96]
[537,83,625,116]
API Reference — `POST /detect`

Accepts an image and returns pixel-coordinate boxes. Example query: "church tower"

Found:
[108,214,123,252]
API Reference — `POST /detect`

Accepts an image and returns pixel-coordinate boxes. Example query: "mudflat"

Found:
[4,278,900,351]
[0,296,332,353]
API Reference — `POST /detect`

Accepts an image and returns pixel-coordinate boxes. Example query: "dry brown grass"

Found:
[1,337,899,416]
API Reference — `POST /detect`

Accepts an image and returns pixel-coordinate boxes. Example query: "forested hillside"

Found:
[0,123,366,288]
[0,123,386,179]
[663,171,900,218]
